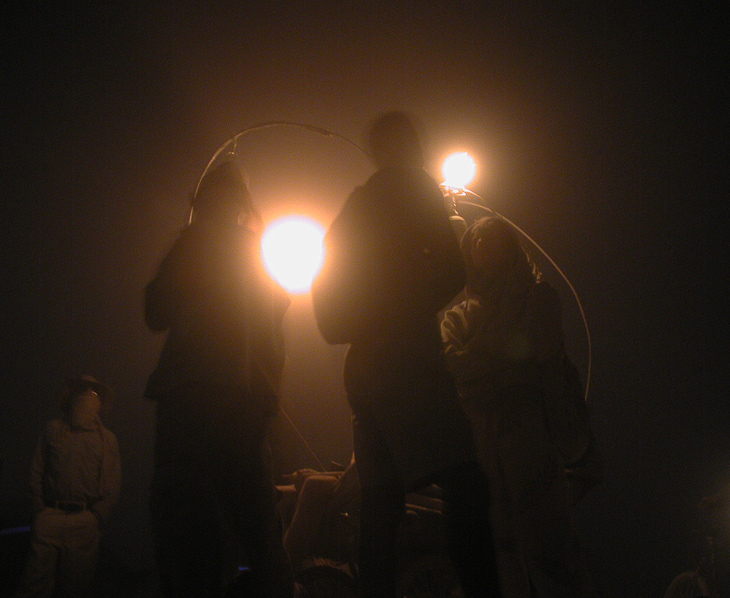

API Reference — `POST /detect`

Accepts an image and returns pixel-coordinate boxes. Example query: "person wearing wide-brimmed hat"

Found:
[15,374,121,598]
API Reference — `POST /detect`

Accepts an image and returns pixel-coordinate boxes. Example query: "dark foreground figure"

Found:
[144,160,294,598]
[312,111,502,598]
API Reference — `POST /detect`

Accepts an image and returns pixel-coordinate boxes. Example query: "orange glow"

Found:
[261,216,325,294]
[442,152,477,189]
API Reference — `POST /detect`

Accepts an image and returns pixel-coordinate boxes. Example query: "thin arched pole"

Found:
[190,122,368,471]
[194,121,369,199]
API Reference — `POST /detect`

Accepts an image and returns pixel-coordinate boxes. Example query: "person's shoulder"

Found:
[43,418,69,439]
[226,223,259,248]
[329,184,369,229]
[365,168,443,216]
[100,425,120,445]
[181,221,248,241]
[161,224,203,257]
[187,222,258,255]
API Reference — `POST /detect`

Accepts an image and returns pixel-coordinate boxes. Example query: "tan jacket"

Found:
[30,418,121,524]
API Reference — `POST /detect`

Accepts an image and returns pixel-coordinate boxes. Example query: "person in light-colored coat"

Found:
[16,374,121,598]
[442,216,601,597]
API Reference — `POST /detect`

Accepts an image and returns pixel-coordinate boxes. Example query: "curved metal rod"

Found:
[453,190,593,403]
[194,121,370,199]
[189,121,369,470]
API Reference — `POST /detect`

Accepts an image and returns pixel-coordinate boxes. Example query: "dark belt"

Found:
[45,500,87,513]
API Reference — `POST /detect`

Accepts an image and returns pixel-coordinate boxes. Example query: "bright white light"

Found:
[262,216,325,294]
[442,152,477,189]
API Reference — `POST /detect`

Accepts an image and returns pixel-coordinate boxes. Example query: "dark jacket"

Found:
[312,167,473,488]
[312,166,465,347]
[144,221,290,406]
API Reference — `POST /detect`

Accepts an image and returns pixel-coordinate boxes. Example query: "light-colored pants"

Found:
[15,508,101,598]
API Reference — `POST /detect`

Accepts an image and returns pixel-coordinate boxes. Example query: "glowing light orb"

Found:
[442,152,477,189]
[262,216,325,294]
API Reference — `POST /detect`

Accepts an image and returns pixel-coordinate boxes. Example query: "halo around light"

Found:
[442,152,477,189]
[261,216,325,294]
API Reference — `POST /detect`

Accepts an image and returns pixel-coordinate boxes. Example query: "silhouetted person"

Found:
[144,159,294,598]
[442,216,601,597]
[312,111,501,598]
[15,374,121,598]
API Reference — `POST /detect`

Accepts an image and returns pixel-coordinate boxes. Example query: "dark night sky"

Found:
[1,2,721,596]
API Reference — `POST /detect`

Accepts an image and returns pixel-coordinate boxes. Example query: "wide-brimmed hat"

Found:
[60,374,114,411]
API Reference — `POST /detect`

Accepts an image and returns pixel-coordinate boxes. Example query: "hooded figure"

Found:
[144,159,293,598]
[442,216,601,597]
